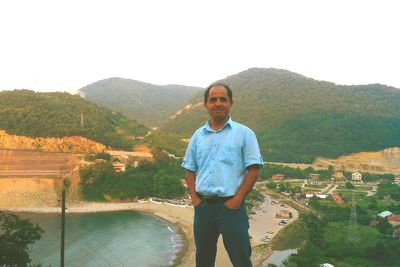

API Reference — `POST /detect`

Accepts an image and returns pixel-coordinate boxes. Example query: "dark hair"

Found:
[204,83,233,103]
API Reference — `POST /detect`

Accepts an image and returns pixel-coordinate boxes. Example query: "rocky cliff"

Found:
[0,178,64,207]
[0,148,83,208]
[0,130,106,153]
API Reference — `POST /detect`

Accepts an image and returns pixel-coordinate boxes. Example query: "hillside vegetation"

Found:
[0,90,147,150]
[78,77,202,127]
[161,68,400,163]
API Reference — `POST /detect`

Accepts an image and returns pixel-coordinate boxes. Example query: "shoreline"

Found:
[1,202,197,267]
[1,198,298,267]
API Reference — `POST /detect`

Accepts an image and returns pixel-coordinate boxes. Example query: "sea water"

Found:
[262,249,298,267]
[19,211,182,267]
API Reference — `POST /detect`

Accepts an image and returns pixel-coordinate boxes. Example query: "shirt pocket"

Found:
[220,145,241,165]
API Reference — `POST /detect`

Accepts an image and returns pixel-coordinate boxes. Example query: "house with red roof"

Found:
[388,215,400,227]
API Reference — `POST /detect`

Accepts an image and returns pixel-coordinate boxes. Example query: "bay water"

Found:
[19,211,182,267]
[262,249,298,267]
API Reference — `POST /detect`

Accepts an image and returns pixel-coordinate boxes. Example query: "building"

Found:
[388,215,400,226]
[108,150,153,159]
[377,211,393,218]
[112,162,126,172]
[308,173,320,185]
[352,172,362,181]
[334,171,345,180]
[304,190,319,198]
[309,173,320,180]
[304,191,328,199]
[331,191,345,204]
[394,176,400,185]
[271,173,285,181]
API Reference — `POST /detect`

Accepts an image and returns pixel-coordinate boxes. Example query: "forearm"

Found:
[185,170,202,205]
[185,170,197,197]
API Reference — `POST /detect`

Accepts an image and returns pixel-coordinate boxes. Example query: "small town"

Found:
[1,2,400,265]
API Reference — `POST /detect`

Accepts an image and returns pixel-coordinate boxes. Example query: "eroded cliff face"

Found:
[315,147,400,174]
[0,178,63,207]
[0,147,83,208]
[0,172,82,208]
[0,130,106,153]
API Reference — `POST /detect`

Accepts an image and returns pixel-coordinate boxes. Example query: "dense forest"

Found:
[80,153,186,201]
[161,68,400,163]
[0,90,148,150]
[79,77,202,127]
[79,152,265,212]
[2,68,399,163]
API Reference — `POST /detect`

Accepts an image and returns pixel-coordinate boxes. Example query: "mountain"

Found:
[0,90,148,150]
[161,68,400,163]
[78,78,203,127]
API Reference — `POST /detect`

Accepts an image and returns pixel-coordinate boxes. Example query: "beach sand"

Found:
[1,196,298,267]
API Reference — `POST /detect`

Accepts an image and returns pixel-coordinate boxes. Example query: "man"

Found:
[182,83,263,267]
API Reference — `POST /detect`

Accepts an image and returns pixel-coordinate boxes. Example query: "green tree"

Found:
[366,241,387,260]
[376,218,392,235]
[345,181,355,189]
[327,165,334,178]
[153,171,185,198]
[0,212,44,266]
[266,181,277,190]
[291,186,302,196]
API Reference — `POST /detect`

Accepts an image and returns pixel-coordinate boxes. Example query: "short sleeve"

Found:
[182,132,198,172]
[243,129,264,169]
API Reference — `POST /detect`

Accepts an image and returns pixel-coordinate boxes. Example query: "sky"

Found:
[0,0,399,94]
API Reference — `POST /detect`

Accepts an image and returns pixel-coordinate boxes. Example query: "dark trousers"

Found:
[194,202,252,267]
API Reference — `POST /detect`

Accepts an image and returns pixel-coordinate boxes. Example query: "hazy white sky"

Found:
[0,0,399,93]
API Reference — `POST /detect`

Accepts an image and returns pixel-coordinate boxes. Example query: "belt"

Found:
[198,194,233,204]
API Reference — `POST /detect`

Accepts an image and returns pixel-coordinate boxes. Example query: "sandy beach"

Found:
[1,196,298,267]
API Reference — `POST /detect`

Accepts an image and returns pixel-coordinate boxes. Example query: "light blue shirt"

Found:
[182,117,263,197]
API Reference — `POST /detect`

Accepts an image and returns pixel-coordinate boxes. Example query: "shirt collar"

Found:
[202,116,234,133]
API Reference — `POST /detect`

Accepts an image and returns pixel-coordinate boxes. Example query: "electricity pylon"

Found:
[346,193,359,246]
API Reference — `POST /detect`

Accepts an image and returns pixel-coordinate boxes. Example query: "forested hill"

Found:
[0,90,148,150]
[161,68,400,163]
[78,77,202,127]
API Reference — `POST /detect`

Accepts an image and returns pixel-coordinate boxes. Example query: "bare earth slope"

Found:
[0,129,105,208]
[0,149,82,207]
[0,130,106,153]
[314,147,400,174]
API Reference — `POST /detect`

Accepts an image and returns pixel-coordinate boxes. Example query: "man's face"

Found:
[204,85,233,123]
